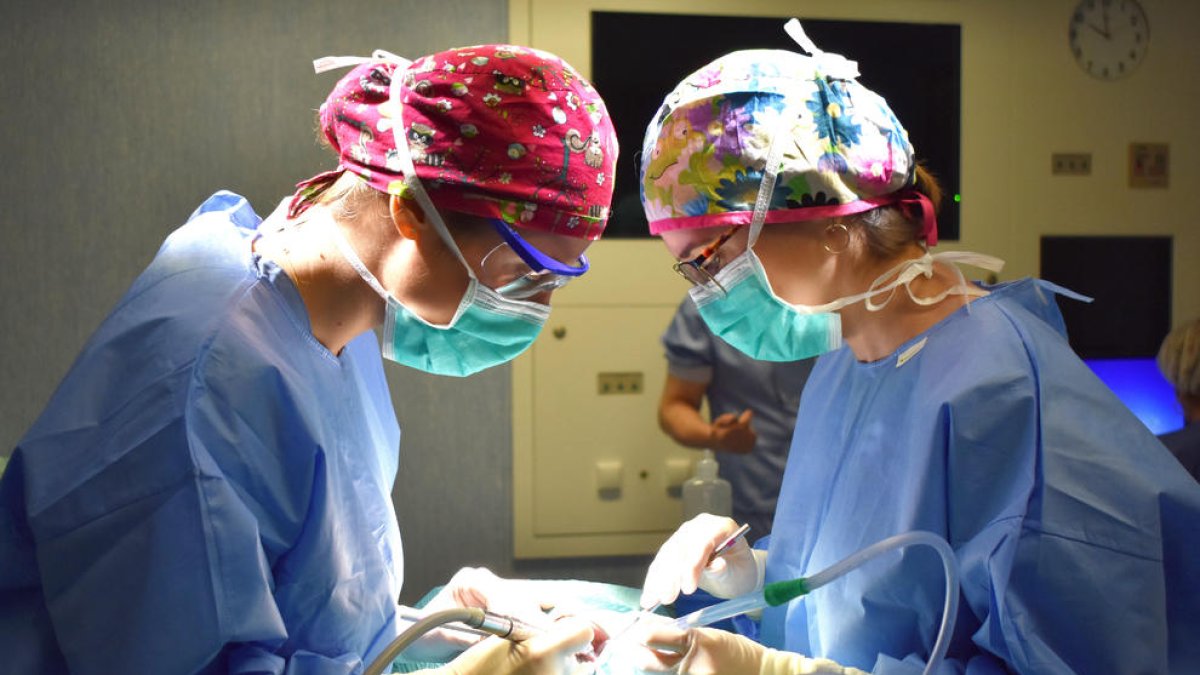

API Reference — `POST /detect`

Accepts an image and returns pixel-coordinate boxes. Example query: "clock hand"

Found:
[1087,21,1111,39]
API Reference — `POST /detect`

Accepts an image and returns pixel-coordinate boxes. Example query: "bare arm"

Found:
[659,374,755,454]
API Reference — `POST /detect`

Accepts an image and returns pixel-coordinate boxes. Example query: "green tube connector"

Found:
[763,576,810,607]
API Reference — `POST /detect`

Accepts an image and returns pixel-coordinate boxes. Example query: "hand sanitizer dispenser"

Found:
[682,450,732,520]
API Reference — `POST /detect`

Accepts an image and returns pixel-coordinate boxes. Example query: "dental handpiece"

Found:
[397,608,542,642]
[474,610,543,642]
[365,607,547,675]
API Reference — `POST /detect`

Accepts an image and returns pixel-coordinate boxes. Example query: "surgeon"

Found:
[629,20,1200,674]
[0,44,617,674]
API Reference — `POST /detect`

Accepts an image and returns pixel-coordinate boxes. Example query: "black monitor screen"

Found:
[591,12,962,240]
[1041,235,1172,358]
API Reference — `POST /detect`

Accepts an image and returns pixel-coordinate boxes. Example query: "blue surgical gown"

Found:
[0,192,405,674]
[761,279,1200,674]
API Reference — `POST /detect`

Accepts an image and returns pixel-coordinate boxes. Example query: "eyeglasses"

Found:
[672,224,744,294]
[481,219,589,299]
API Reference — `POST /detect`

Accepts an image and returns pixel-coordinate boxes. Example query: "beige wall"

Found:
[513,0,1199,326]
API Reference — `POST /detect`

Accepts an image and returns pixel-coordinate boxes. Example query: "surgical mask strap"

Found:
[906,261,974,309]
[861,254,936,312]
[748,20,860,247]
[310,50,478,280]
[308,50,458,302]
[381,62,479,280]
[899,251,1005,310]
[802,254,931,314]
[861,251,1005,312]
[748,100,801,247]
[326,218,393,303]
[798,251,1005,315]
[313,49,411,74]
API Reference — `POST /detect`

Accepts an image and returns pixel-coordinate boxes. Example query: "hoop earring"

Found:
[823,222,850,254]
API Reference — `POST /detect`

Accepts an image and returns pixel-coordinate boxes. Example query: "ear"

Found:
[389,193,428,241]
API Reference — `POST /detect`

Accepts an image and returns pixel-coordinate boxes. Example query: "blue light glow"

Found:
[1085,358,1184,435]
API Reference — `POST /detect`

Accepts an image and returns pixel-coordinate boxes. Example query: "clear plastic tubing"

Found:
[673,530,959,675]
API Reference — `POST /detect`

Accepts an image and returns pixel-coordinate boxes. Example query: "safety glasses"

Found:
[483,219,589,299]
[672,224,744,294]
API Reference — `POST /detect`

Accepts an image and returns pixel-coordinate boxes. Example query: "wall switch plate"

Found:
[597,371,644,395]
[1051,152,1092,175]
[1129,142,1169,188]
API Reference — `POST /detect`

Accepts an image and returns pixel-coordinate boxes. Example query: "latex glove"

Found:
[640,515,766,609]
[710,409,756,454]
[407,567,556,662]
[430,617,598,675]
[624,623,866,675]
[429,567,554,619]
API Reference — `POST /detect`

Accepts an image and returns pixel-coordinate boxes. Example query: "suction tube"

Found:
[674,530,959,675]
[803,531,959,675]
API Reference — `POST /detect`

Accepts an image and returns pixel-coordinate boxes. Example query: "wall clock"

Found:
[1068,0,1149,80]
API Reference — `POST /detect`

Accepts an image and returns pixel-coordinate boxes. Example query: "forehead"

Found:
[660,225,737,260]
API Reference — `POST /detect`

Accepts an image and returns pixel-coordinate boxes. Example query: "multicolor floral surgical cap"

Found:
[641,25,936,245]
[293,44,618,240]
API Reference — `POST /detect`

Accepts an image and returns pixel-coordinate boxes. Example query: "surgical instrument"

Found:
[614,522,753,643]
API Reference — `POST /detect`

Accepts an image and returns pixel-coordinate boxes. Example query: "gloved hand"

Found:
[709,409,756,454]
[640,515,766,609]
[407,567,556,662]
[624,623,867,675]
[431,617,598,675]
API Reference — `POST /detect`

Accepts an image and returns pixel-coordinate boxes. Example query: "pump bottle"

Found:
[682,450,733,520]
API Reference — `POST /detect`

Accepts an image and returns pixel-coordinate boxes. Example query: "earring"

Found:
[823,222,850,254]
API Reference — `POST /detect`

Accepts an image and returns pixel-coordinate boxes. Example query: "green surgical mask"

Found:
[690,247,842,362]
[691,247,1002,362]
[329,223,548,377]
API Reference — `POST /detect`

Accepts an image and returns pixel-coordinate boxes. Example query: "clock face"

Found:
[1069,0,1149,80]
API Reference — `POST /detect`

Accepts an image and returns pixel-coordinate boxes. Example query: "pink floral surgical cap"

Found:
[293,44,618,240]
